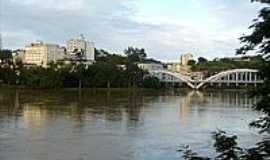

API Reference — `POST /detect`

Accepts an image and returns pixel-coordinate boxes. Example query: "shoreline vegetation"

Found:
[0,47,162,89]
[0,84,255,93]
[0,47,264,90]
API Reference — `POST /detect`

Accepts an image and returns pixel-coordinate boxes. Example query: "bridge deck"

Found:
[150,69,264,89]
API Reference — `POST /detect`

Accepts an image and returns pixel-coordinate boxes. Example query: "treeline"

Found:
[0,47,161,89]
[190,56,265,74]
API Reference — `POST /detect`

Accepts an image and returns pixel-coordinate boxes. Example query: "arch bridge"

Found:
[150,69,264,89]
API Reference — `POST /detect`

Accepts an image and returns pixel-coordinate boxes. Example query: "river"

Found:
[0,88,261,160]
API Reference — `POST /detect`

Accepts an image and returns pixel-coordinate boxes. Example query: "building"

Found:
[67,34,95,61]
[12,49,25,64]
[180,53,194,66]
[166,53,194,73]
[137,63,164,71]
[24,41,65,67]
[166,63,181,73]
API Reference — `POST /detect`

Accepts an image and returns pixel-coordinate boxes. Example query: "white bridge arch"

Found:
[196,69,263,89]
[150,69,264,89]
[150,70,195,89]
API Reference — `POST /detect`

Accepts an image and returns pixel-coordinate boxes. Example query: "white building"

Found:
[67,34,95,61]
[137,63,164,72]
[12,49,25,64]
[166,62,182,73]
[180,53,194,66]
[24,41,65,67]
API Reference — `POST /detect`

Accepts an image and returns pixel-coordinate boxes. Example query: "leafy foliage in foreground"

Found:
[180,130,270,160]
[180,131,243,160]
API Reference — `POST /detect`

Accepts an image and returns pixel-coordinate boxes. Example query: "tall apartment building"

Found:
[180,53,193,66]
[67,34,95,61]
[25,41,65,67]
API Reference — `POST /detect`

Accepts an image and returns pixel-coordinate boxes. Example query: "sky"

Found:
[0,0,264,61]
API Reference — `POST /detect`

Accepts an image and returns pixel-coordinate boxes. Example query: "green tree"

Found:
[124,47,147,63]
[0,49,12,61]
[187,60,196,66]
[72,63,86,89]
[125,63,144,87]
[191,57,263,74]
[142,76,161,89]
[198,57,208,64]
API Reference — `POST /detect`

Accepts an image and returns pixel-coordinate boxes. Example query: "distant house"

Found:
[137,63,164,72]
[67,34,95,62]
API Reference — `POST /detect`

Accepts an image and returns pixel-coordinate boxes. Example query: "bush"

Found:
[142,76,161,89]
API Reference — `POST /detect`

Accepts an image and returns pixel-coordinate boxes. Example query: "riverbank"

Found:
[0,84,253,91]
[0,85,253,99]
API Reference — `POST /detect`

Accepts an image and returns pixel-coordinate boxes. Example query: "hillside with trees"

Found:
[190,56,264,74]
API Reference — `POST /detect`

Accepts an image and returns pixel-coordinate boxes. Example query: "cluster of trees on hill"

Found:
[95,47,162,64]
[189,55,264,74]
[0,49,12,61]
[180,0,270,159]
[0,47,161,89]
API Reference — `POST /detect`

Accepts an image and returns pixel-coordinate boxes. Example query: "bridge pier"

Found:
[236,72,239,87]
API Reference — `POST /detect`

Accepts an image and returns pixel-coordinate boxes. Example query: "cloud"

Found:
[0,0,262,60]
[8,0,85,11]
[1,0,136,45]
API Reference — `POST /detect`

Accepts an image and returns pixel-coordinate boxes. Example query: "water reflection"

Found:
[0,89,261,160]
